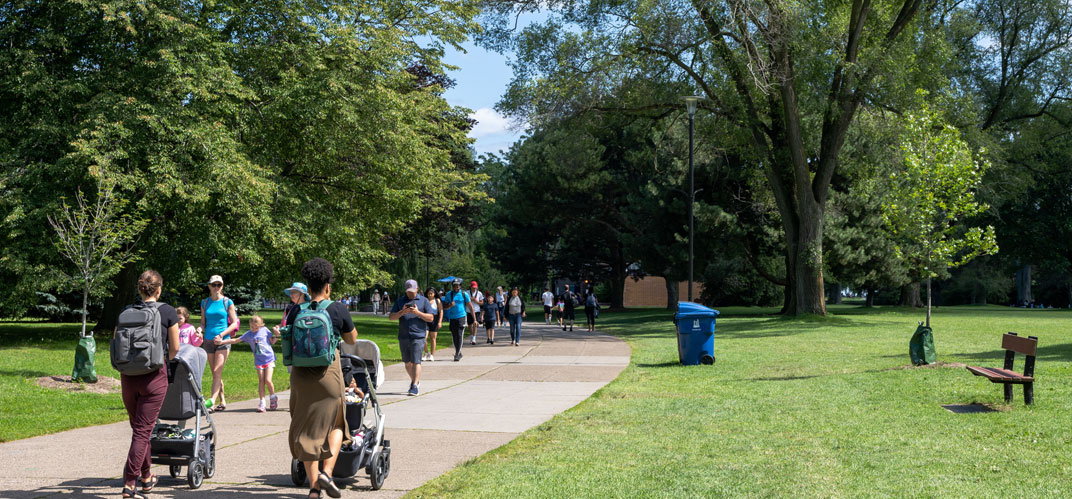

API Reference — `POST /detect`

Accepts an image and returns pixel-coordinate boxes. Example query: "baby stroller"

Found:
[150,344,217,489]
[291,339,391,490]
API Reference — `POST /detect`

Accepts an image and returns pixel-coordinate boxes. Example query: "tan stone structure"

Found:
[623,276,703,307]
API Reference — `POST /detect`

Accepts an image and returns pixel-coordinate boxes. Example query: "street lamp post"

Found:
[683,95,703,302]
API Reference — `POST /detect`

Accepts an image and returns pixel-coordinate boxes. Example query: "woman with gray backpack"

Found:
[274,258,358,499]
[112,270,180,499]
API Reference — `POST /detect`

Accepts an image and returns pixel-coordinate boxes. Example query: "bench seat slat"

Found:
[966,366,1034,383]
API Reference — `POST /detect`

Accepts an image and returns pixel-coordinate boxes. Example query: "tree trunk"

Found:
[865,287,876,308]
[665,276,679,311]
[1015,264,1031,305]
[94,263,139,334]
[828,282,843,304]
[81,285,89,338]
[609,243,626,309]
[783,203,827,316]
[899,282,922,308]
[925,277,932,327]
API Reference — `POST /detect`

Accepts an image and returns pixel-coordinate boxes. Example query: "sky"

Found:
[441,41,523,157]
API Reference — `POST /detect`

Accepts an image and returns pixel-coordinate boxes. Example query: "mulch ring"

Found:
[36,375,121,394]
[885,361,968,371]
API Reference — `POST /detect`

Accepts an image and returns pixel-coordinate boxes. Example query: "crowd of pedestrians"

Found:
[112,261,599,499]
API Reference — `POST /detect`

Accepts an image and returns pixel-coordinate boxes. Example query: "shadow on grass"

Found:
[0,368,52,378]
[635,361,681,368]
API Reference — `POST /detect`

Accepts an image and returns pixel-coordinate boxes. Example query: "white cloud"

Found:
[468,107,511,139]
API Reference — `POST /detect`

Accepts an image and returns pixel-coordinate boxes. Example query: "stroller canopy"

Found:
[339,339,384,389]
[158,344,208,421]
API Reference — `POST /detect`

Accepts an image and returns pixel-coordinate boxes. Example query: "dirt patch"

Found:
[36,375,122,394]
[885,361,967,371]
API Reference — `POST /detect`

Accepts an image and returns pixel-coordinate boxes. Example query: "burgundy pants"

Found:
[121,368,167,483]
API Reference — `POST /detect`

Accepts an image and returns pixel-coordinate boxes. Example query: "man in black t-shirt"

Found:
[560,284,576,332]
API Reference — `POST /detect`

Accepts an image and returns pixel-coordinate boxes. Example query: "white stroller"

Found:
[149,344,217,489]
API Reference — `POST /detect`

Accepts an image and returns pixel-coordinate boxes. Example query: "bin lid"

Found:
[676,302,720,319]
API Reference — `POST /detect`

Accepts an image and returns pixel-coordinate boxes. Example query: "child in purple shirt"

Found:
[214,315,278,412]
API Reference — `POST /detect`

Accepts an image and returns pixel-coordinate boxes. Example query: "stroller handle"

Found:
[339,352,368,370]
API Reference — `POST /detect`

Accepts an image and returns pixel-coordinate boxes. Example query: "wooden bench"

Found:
[966,332,1038,405]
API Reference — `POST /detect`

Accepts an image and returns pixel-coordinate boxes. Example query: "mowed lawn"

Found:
[414,305,1072,497]
[0,311,422,442]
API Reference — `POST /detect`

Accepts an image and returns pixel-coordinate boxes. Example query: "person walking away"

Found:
[389,280,434,395]
[213,315,279,412]
[114,270,180,499]
[541,287,554,325]
[560,284,577,332]
[505,287,526,346]
[422,287,443,361]
[198,274,238,412]
[442,279,472,361]
[468,281,484,344]
[371,289,381,315]
[277,258,358,499]
[584,289,599,332]
[482,292,500,344]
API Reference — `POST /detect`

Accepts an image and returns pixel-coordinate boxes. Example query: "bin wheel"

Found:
[369,447,390,490]
[169,465,181,478]
[187,461,204,489]
[205,444,216,478]
[701,354,714,365]
[291,458,307,486]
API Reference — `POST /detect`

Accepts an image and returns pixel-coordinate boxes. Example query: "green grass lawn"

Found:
[413,305,1072,497]
[0,311,430,442]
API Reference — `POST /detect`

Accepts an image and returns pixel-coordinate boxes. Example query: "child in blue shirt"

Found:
[214,315,278,412]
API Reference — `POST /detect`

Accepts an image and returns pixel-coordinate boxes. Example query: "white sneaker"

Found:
[422,352,429,361]
[428,354,435,362]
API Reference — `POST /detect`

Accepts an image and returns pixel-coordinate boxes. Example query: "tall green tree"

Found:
[481,0,939,315]
[0,1,483,326]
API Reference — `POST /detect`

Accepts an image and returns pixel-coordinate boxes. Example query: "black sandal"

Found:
[308,488,321,499]
[317,471,341,498]
[121,486,147,499]
[139,474,158,493]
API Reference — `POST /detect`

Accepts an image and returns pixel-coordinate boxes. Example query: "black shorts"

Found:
[563,309,575,320]
[484,319,497,329]
[544,305,552,314]
[426,320,440,332]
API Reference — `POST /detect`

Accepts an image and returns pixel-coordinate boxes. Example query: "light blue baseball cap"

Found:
[284,282,311,301]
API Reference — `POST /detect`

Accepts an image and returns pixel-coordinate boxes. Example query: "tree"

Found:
[48,175,147,338]
[882,94,998,327]
[481,0,937,315]
[0,1,484,327]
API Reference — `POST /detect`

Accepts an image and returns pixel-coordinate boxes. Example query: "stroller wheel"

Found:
[168,464,181,479]
[205,444,216,478]
[187,461,204,489]
[369,445,390,490]
[291,458,307,487]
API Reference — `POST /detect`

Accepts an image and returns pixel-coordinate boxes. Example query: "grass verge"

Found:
[0,311,429,442]
[412,305,1072,497]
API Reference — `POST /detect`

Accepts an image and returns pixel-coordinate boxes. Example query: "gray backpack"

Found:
[110,301,165,375]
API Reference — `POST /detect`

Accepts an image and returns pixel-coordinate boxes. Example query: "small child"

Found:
[175,307,202,346]
[482,293,499,344]
[214,315,278,412]
[556,300,565,327]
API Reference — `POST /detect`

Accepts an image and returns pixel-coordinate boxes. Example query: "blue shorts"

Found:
[399,337,426,364]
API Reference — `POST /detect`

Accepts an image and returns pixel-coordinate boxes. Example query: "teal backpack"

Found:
[281,300,338,367]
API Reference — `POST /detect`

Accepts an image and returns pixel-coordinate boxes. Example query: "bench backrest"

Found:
[1002,332,1037,356]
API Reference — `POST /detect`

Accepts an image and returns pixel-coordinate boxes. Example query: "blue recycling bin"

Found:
[674,302,719,365]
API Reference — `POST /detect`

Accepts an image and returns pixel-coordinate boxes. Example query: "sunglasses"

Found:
[210,283,222,287]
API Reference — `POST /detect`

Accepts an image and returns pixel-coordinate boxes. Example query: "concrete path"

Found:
[0,322,629,498]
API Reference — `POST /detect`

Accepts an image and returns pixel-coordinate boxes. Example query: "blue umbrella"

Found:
[437,276,461,283]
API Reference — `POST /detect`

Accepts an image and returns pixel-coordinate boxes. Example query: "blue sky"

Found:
[441,41,523,157]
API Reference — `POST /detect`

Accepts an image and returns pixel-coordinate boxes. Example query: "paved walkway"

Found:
[0,322,629,498]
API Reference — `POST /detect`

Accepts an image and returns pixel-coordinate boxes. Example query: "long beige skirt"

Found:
[289,356,351,462]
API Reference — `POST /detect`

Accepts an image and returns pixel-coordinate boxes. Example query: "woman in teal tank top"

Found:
[198,274,238,411]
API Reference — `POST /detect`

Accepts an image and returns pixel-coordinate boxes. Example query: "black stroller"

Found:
[291,339,391,490]
[150,344,217,489]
